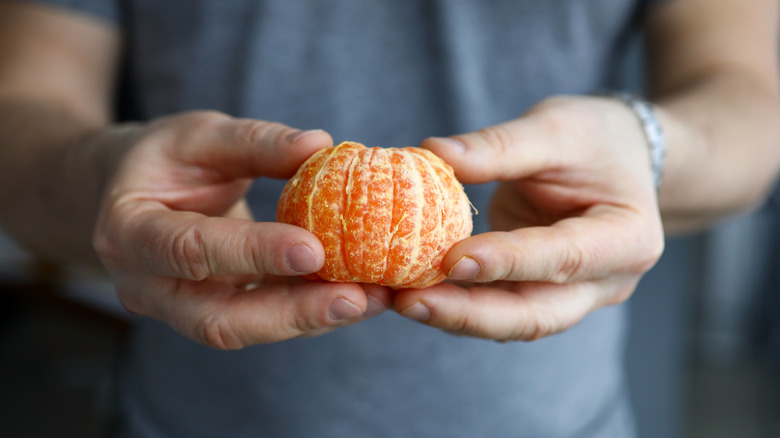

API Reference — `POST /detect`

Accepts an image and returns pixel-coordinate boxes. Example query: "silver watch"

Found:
[601,92,666,191]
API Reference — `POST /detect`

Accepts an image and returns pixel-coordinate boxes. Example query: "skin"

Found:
[395,0,780,340]
[0,2,391,349]
[0,0,778,347]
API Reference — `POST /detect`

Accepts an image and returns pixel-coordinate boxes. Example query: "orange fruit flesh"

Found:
[277,141,473,289]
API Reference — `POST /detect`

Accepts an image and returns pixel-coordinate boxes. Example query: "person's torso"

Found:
[112,1,645,437]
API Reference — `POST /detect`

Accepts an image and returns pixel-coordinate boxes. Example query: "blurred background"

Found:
[2,196,780,438]
[626,192,780,438]
[2,22,779,438]
[2,5,779,437]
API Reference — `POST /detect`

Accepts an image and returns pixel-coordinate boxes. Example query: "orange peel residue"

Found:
[277,141,473,288]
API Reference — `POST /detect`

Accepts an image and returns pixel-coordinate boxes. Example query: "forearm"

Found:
[655,71,780,233]
[642,0,780,234]
[0,97,134,265]
[0,2,123,265]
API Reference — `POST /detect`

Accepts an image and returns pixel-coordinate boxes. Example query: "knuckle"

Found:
[237,120,285,147]
[152,110,226,135]
[183,110,230,128]
[644,231,665,269]
[629,219,665,274]
[177,111,231,142]
[449,311,473,335]
[293,305,331,334]
[637,246,662,274]
[446,309,494,340]
[537,108,569,138]
[504,252,527,282]
[529,97,590,141]
[477,124,514,157]
[147,111,230,156]
[115,286,144,316]
[529,98,566,122]
[200,313,245,350]
[241,227,279,275]
[511,308,562,342]
[247,237,267,274]
[92,205,134,269]
[92,226,120,268]
[237,120,269,145]
[170,223,211,280]
[552,241,586,283]
[606,282,638,307]
[530,95,577,117]
[524,319,556,341]
[534,95,572,109]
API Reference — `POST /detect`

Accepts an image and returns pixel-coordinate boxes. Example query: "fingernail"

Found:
[400,302,431,322]
[447,256,480,280]
[287,129,323,144]
[329,297,363,321]
[285,244,319,273]
[432,137,466,154]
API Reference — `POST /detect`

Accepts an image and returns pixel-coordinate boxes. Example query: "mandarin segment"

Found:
[277,141,472,288]
[405,150,444,282]
[307,144,360,281]
[382,149,423,284]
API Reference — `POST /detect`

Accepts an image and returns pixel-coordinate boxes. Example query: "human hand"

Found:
[93,112,391,349]
[394,96,665,341]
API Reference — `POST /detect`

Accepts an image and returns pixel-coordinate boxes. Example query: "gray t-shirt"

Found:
[25,1,661,436]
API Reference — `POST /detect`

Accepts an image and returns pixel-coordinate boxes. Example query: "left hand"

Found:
[394,96,665,341]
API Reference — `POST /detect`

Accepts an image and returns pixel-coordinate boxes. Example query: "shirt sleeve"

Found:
[14,0,121,24]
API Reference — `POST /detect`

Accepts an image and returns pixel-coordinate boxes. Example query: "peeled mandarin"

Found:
[276,141,473,288]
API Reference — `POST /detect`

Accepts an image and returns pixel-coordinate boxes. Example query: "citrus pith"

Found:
[277,141,472,288]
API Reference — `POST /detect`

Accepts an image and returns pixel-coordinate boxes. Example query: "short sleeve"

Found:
[14,0,121,24]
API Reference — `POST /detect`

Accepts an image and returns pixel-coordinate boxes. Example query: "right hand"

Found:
[93,112,392,349]
[395,97,664,341]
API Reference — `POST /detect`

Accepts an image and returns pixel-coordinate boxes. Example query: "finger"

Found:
[442,205,664,284]
[163,111,334,179]
[224,198,255,221]
[394,282,600,341]
[360,283,395,318]
[420,116,563,184]
[299,283,396,338]
[98,201,326,280]
[155,280,370,349]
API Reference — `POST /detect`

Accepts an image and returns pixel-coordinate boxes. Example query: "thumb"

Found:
[419,117,562,184]
[419,98,611,184]
[95,201,326,280]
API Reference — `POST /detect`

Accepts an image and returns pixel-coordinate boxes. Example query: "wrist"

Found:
[597,92,666,191]
[80,122,145,193]
[0,102,143,265]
